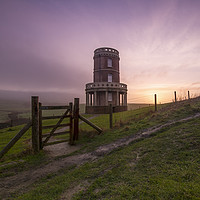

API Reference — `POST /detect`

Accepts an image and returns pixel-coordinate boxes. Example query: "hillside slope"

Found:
[0,98,200,199]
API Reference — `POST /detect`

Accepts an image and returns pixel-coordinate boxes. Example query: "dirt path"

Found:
[45,114,102,157]
[1,113,200,199]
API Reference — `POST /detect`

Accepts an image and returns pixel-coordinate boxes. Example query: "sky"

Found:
[0,0,200,103]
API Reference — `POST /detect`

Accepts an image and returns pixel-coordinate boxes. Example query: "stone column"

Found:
[124,92,127,106]
[122,93,124,106]
[90,93,92,106]
[116,91,119,106]
[86,92,89,106]
[105,91,108,106]
[94,91,97,106]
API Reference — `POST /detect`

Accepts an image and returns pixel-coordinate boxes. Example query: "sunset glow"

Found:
[1,0,200,103]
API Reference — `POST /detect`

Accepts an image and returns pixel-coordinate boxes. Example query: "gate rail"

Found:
[0,121,32,158]
[40,105,72,148]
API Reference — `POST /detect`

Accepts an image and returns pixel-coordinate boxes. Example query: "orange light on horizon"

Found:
[126,82,200,104]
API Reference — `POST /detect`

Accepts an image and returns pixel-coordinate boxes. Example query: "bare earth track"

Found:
[0,113,200,199]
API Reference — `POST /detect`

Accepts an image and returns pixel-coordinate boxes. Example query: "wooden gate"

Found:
[31,96,101,153]
[39,103,73,148]
[31,96,76,153]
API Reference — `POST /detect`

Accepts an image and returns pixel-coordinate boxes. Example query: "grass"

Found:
[0,105,154,161]
[1,99,199,162]
[0,125,32,159]
[128,103,152,110]
[0,116,70,166]
[76,99,200,153]
[1,98,200,199]
[74,122,200,199]
[14,116,200,199]
[79,106,154,132]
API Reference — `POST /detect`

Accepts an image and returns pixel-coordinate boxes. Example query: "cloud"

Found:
[0,43,90,92]
[191,82,200,86]
[0,0,200,103]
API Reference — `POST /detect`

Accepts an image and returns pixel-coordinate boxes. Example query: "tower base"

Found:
[85,106,127,114]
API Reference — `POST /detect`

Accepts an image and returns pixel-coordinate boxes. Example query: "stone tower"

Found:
[85,47,127,114]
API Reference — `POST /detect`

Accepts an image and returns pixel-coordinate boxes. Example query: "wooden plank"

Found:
[40,106,70,110]
[0,121,32,158]
[43,139,68,146]
[42,123,70,129]
[42,109,70,147]
[42,115,70,120]
[79,114,102,133]
[42,131,70,138]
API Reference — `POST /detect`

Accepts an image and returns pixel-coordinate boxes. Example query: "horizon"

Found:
[1,0,200,104]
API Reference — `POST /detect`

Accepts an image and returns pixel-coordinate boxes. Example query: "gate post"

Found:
[69,102,73,145]
[39,102,43,149]
[32,96,40,153]
[174,91,177,102]
[73,98,79,141]
[154,94,157,112]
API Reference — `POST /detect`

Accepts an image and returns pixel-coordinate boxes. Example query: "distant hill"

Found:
[0,90,152,125]
[0,90,83,105]
[0,89,84,125]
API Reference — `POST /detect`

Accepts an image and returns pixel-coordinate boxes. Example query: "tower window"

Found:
[108,74,112,82]
[108,58,112,67]
[108,92,112,101]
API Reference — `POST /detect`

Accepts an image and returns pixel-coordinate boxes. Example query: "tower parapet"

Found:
[94,47,119,57]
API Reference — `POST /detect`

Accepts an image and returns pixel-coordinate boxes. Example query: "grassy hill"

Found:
[0,98,200,199]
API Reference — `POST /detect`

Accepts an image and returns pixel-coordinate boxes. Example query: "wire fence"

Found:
[79,90,200,133]
[1,90,199,130]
